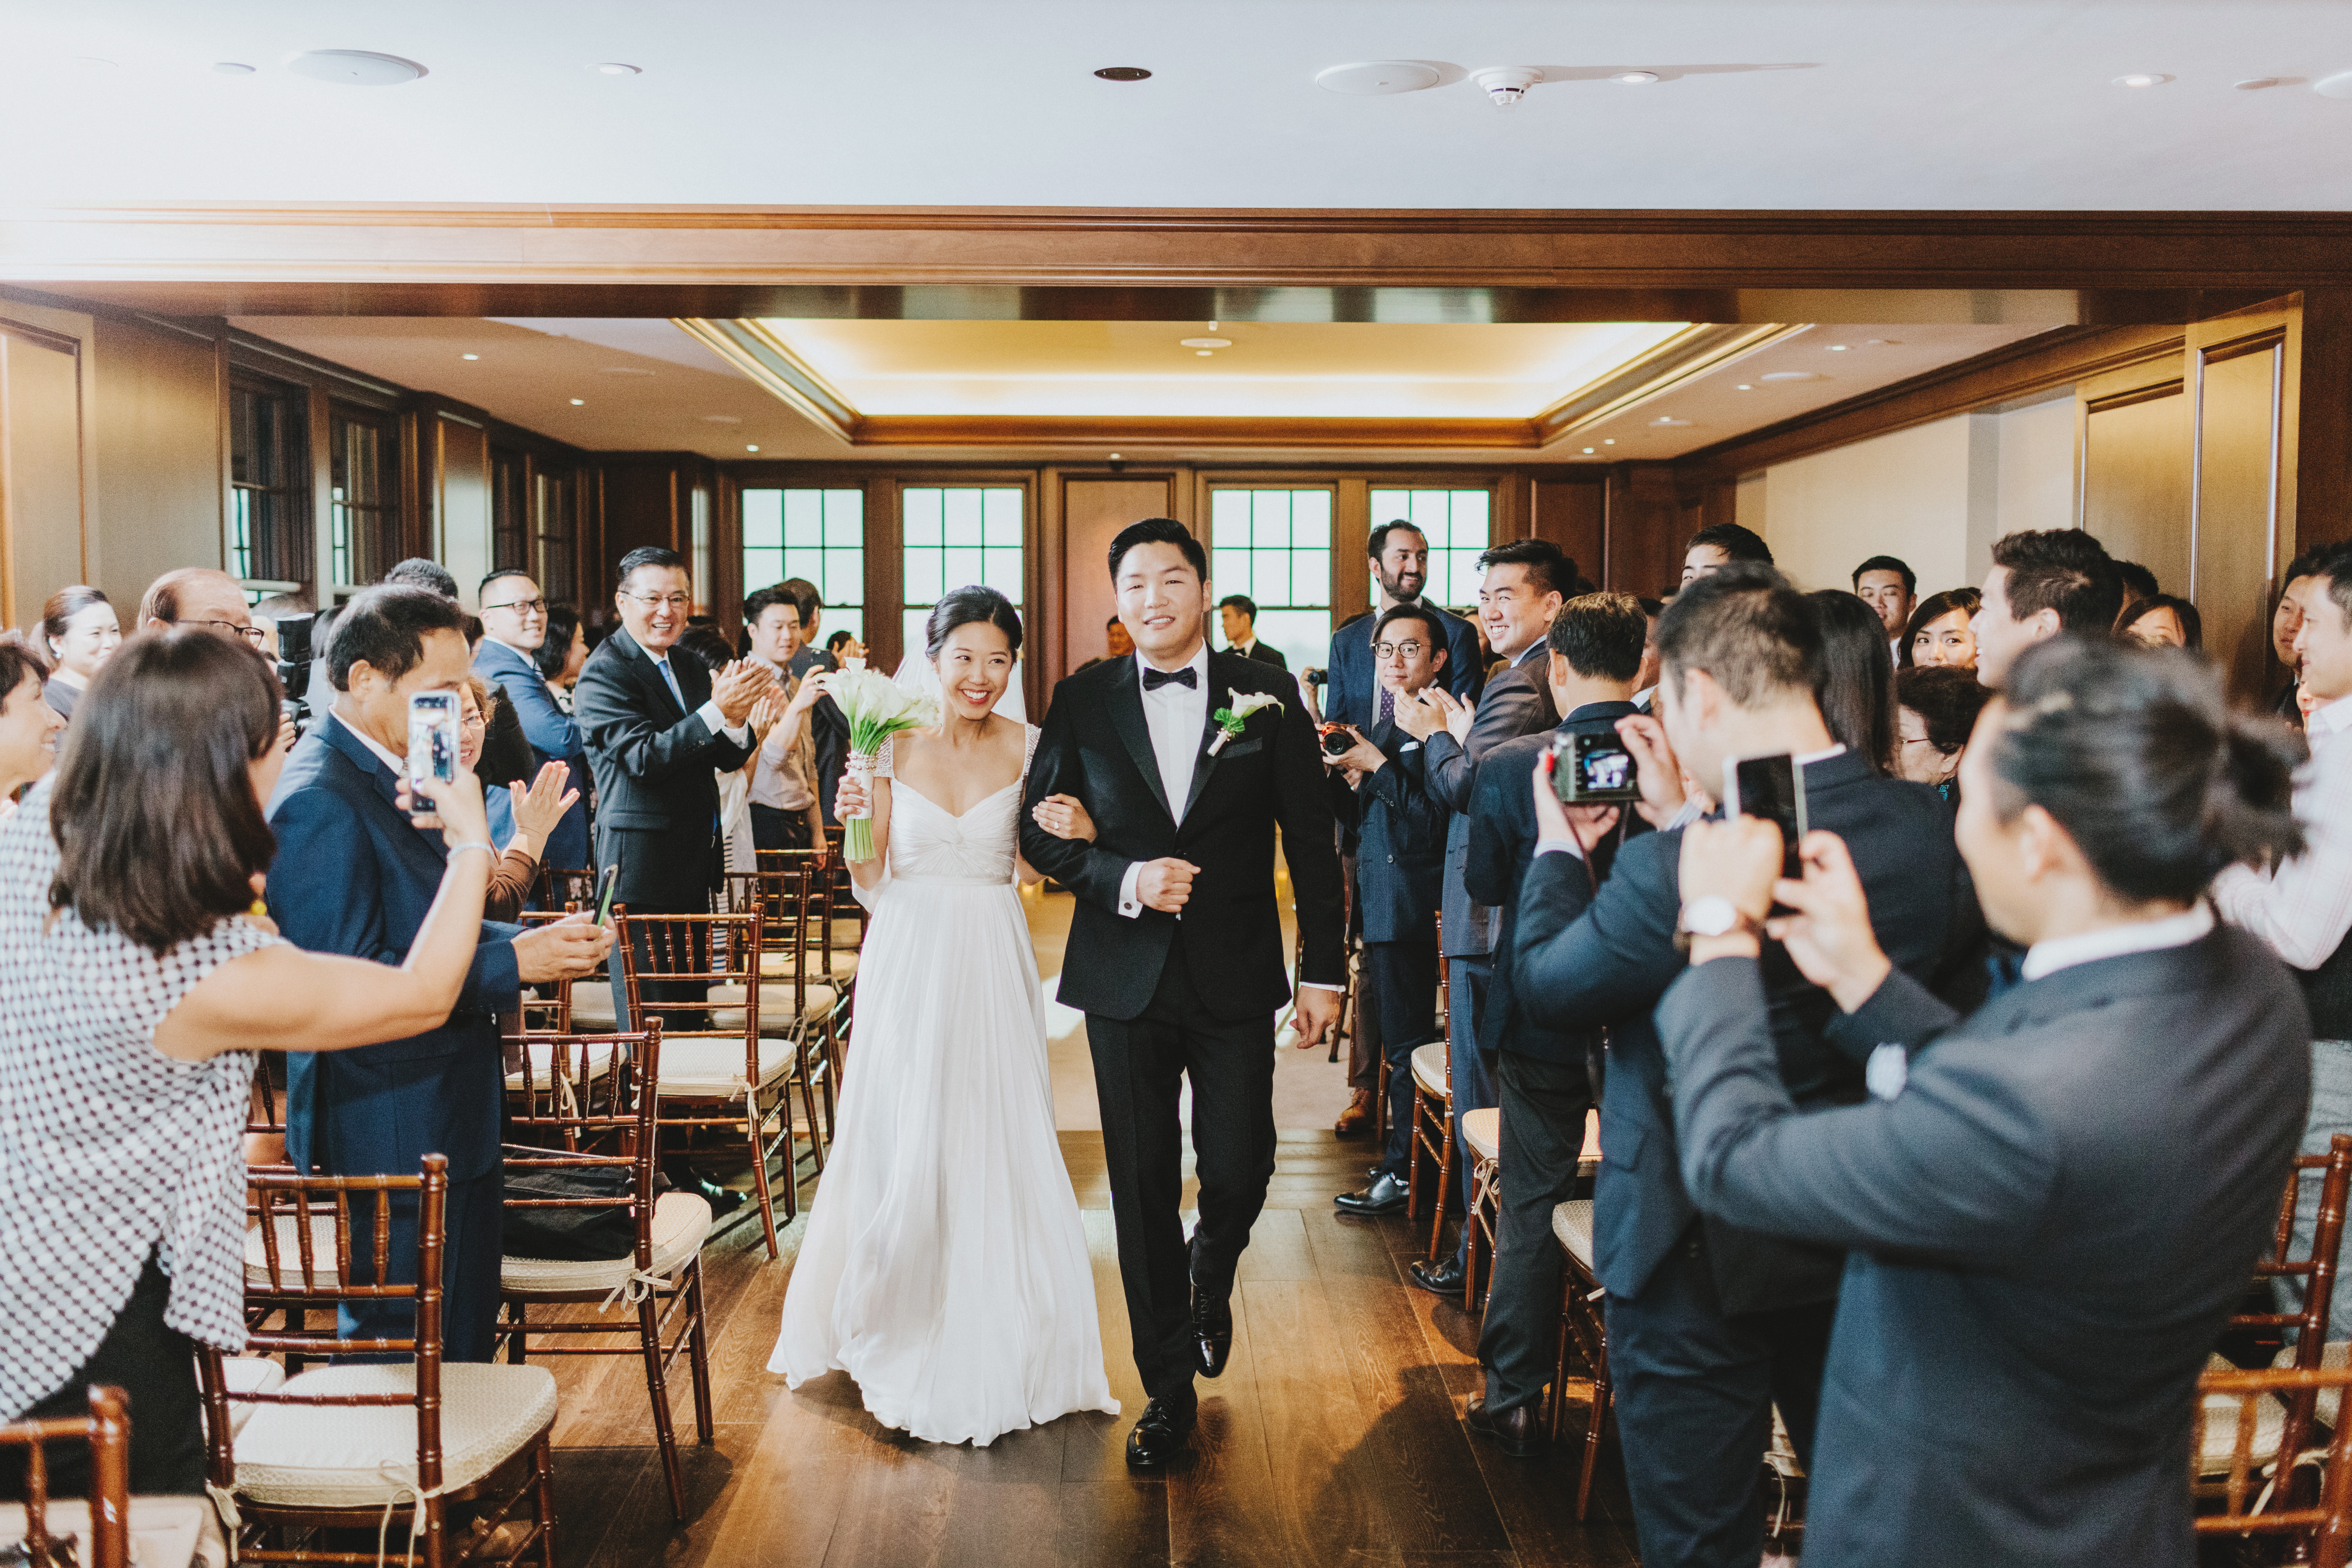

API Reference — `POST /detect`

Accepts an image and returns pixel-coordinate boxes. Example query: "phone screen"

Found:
[593,863,621,927]
[1553,731,1640,804]
[406,692,461,820]
[1727,754,1806,878]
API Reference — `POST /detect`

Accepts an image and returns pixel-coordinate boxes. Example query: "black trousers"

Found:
[342,1169,506,1365]
[2,1254,205,1499]
[1477,1049,1593,1409]
[1607,1231,1836,1568]
[749,802,814,851]
[1363,939,1440,1177]
[1086,940,1278,1404]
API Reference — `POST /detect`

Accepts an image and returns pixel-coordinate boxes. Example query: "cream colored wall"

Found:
[1736,393,2077,601]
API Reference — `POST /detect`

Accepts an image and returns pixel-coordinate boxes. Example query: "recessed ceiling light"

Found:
[1826,344,1848,352]
[460,352,478,360]
[2112,72,2173,88]
[1582,447,1596,454]
[1315,61,1442,96]
[2315,71,2352,99]
[287,50,428,86]
[1094,66,1151,82]
[1862,337,1897,346]
[1179,337,1232,349]
[592,62,641,76]
[76,56,117,69]
[746,444,759,452]
[1195,350,1214,357]
[1651,416,1691,427]
[1613,71,1660,85]
[212,61,255,75]
[1760,370,1824,382]
[598,365,657,376]
[569,398,584,405]
[1603,439,1615,445]
[700,413,742,424]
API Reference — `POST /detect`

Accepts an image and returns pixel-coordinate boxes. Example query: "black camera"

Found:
[274,611,315,737]
[1549,730,1639,804]
[1303,668,1328,687]
[1320,724,1354,757]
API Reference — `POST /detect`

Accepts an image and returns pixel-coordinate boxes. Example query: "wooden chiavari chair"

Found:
[2199,1362,2352,1566]
[1406,915,1457,1261]
[204,1154,558,1568]
[1547,1198,1611,1519]
[727,854,846,1132]
[0,1386,133,1568]
[496,1026,715,1522]
[1461,1107,1502,1312]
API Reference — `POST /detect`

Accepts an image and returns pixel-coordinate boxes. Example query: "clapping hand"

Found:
[505,761,581,856]
[711,659,777,726]
[745,690,786,744]
[1031,793,1097,842]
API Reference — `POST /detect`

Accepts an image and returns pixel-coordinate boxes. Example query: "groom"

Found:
[1021,518,1346,1469]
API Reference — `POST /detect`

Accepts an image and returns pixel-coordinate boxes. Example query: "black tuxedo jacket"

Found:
[1465,699,1643,1065]
[1351,719,1450,946]
[1021,650,1345,1022]
[1234,641,1289,672]
[1512,751,1984,1314]
[573,627,755,910]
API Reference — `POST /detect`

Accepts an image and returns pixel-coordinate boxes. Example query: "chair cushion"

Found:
[656,1037,796,1098]
[759,950,860,983]
[503,1039,616,1092]
[707,981,839,1033]
[0,1497,209,1568]
[1411,1041,1450,1100]
[1551,1199,1596,1271]
[567,985,619,1029]
[221,1356,286,1439]
[245,1213,343,1289]
[2197,1351,2293,1475]
[232,1363,557,1510]
[1461,1107,1501,1165]
[2269,1339,2352,1430]
[501,1192,712,1294]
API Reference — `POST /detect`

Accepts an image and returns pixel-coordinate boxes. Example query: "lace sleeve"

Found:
[1022,722,1040,786]
[876,736,894,779]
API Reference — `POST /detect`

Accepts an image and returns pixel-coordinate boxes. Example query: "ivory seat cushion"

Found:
[245,1213,343,1289]
[567,984,620,1029]
[707,981,839,1033]
[504,1039,617,1091]
[1461,1107,1501,1165]
[1551,1199,1595,1271]
[221,1356,287,1438]
[0,1497,209,1568]
[501,1192,712,1294]
[232,1363,557,1510]
[758,949,860,982]
[2197,1351,2292,1476]
[656,1037,796,1098]
[1411,1041,1450,1100]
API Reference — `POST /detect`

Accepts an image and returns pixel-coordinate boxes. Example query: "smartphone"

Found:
[592,863,621,927]
[406,691,461,823]
[1725,753,1808,878]
[1551,731,1640,805]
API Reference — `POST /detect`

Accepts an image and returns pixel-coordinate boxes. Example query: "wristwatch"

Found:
[1678,896,1747,939]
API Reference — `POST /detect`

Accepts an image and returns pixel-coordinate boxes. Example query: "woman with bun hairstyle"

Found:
[39,586,119,720]
[1898,586,1981,670]
[1657,635,2311,1568]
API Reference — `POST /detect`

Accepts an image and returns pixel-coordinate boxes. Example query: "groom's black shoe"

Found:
[1124,1394,1197,1471]
[1192,1279,1234,1378]
[1408,1257,1467,1297]
[1335,1171,1408,1216]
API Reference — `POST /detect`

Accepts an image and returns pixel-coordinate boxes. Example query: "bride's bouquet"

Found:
[826,667,942,862]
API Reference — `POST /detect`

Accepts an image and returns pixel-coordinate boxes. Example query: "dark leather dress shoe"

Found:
[1125,1395,1198,1470]
[1466,1396,1544,1457]
[1408,1257,1466,1296]
[664,1164,747,1216]
[1192,1281,1234,1378]
[1335,1171,1408,1216]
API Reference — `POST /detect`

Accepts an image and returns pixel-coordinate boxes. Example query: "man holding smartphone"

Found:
[1507,566,1980,1568]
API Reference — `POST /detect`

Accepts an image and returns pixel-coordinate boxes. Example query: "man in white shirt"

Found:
[741,585,826,851]
[2214,538,2352,1336]
[1853,555,1915,665]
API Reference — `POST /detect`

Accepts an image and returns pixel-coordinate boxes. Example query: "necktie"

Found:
[656,657,686,712]
[1143,666,1197,692]
[1984,947,2027,1003]
[1379,685,1396,727]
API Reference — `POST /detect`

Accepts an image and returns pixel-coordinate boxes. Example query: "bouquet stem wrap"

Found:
[828,668,942,864]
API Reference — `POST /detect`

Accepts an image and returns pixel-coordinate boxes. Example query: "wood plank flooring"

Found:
[537,1132,1643,1568]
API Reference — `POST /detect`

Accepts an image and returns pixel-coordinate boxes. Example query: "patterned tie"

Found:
[1378,684,1396,728]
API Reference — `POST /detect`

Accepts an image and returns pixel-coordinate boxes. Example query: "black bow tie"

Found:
[1142,666,1198,691]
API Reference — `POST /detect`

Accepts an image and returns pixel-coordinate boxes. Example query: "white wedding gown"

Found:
[767,726,1118,1445]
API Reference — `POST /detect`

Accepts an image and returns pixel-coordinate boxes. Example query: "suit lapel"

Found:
[1104,662,1174,822]
[613,627,686,720]
[319,717,448,870]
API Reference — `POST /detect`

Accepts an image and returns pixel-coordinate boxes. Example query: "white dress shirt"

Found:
[2020,901,2214,982]
[1117,645,1210,919]
[633,639,749,748]
[2212,692,2352,969]
[334,709,408,777]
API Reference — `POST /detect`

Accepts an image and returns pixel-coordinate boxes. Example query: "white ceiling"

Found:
[4,3,2352,209]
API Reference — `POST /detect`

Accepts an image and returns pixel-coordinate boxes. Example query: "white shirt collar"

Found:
[2021,902,2215,982]
[333,709,407,776]
[1135,642,1209,692]
[2310,693,2352,737]
[629,633,674,669]
[1795,742,1847,766]
[483,632,535,662]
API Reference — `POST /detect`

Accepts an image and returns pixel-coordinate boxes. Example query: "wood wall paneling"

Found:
[2079,382,2194,595]
[0,325,85,628]
[1528,476,1606,586]
[1056,475,1175,691]
[1602,464,1690,599]
[2195,336,2287,700]
[431,412,492,609]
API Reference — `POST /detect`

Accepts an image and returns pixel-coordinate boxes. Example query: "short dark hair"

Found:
[1898,587,1983,668]
[2114,560,2160,603]
[327,584,469,692]
[1371,602,1447,657]
[383,557,459,600]
[1656,564,1820,709]
[1109,518,1206,582]
[1547,592,1647,682]
[1990,528,2122,635]
[1476,538,1572,599]
[1218,594,1259,621]
[49,629,281,956]
[1106,614,1123,630]
[2284,550,2323,590]
[1851,555,1916,597]
[826,630,855,654]
[777,577,822,624]
[41,586,110,654]
[1637,597,1665,619]
[1686,523,1773,566]
[478,569,535,603]
[617,546,688,589]
[1895,665,1992,756]
[0,633,48,704]
[742,585,802,629]
[2301,541,2352,628]
[1809,590,1897,772]
[924,584,1023,658]
[1367,521,1426,561]
[1994,637,2303,903]
[675,625,738,671]
[2121,593,2203,651]
[534,603,581,682]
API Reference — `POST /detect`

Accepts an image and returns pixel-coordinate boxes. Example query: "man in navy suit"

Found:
[1321,520,1482,728]
[269,586,611,1361]
[1507,566,1980,1567]
[473,569,590,872]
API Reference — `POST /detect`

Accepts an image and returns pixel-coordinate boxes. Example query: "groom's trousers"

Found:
[1087,940,1279,1404]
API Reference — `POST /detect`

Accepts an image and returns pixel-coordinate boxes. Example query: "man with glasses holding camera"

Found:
[474,570,590,873]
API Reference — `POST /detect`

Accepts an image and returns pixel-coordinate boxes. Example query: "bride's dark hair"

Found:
[924,585,1023,660]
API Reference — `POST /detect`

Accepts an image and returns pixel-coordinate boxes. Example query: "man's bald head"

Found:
[139,568,253,639]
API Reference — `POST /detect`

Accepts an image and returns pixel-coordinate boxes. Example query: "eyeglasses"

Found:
[482,596,546,616]
[460,712,489,731]
[180,619,267,646]
[621,592,693,611]
[1372,639,1428,660]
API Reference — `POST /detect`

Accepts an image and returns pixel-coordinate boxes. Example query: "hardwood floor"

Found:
[538,1133,1643,1568]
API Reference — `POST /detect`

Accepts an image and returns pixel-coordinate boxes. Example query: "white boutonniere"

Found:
[1207,689,1284,755]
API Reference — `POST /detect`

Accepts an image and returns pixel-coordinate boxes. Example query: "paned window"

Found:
[533,471,575,605]
[743,487,866,649]
[1208,487,1332,672]
[1368,488,1492,611]
[901,486,1020,657]
[228,382,309,590]
[328,408,396,595]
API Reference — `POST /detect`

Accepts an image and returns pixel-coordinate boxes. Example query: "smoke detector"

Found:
[1470,66,1543,109]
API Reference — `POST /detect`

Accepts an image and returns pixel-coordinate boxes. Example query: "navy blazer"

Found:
[1659,931,2309,1568]
[267,717,523,1185]
[1512,751,1981,1313]
[1423,642,1558,960]
[1351,719,1450,946]
[1465,699,1642,1065]
[473,637,590,871]
[1322,604,1483,733]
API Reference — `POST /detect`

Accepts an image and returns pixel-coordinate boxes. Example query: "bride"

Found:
[768,584,1118,1445]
